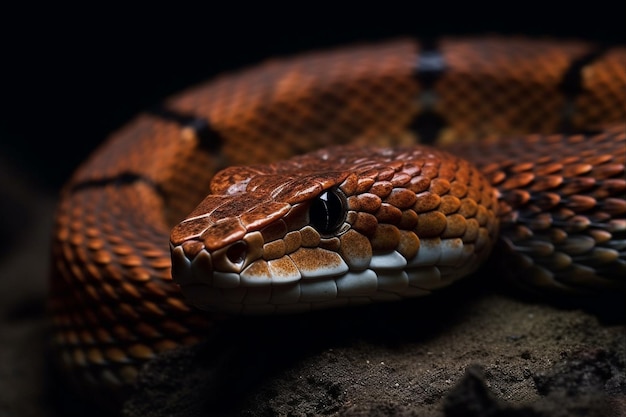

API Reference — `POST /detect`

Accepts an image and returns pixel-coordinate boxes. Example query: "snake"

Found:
[49,37,626,408]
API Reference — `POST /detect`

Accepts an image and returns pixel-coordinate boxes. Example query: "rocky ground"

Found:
[1,151,624,417]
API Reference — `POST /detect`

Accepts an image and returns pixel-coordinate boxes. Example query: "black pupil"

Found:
[310,189,346,234]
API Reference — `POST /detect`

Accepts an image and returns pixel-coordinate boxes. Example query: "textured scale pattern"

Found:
[433,38,591,142]
[49,37,626,407]
[573,48,626,127]
[170,145,499,313]
[447,125,626,293]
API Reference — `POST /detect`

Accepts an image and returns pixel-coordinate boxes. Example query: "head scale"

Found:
[170,145,499,314]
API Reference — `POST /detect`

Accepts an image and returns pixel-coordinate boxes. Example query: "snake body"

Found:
[50,38,626,405]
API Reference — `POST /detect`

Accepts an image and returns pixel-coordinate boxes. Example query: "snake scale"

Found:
[49,37,626,407]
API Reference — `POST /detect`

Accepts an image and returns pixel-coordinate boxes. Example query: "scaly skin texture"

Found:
[170,144,500,314]
[449,125,626,293]
[49,37,626,408]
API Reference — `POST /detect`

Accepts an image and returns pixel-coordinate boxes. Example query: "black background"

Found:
[2,2,624,191]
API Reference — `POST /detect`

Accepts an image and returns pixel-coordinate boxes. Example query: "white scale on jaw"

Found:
[172,232,477,314]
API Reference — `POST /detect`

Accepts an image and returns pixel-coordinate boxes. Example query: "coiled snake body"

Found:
[50,38,626,405]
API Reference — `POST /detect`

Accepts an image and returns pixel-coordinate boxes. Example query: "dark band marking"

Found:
[70,172,165,196]
[71,108,223,195]
[414,38,447,83]
[558,45,609,131]
[409,40,448,144]
[147,105,224,152]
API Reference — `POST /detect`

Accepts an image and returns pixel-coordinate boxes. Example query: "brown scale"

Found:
[170,143,498,308]
[434,38,594,143]
[572,48,626,128]
[170,40,419,165]
[447,125,626,293]
[50,38,626,409]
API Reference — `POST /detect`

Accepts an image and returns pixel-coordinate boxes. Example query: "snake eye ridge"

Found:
[309,188,347,234]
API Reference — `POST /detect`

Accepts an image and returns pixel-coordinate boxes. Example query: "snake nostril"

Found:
[226,241,248,266]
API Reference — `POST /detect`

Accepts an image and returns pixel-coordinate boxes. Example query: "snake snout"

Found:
[211,240,257,274]
[170,237,264,313]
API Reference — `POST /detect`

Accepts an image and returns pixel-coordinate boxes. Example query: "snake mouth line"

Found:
[177,256,479,315]
[175,235,485,314]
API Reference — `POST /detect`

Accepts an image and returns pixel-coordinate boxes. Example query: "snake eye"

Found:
[309,188,347,234]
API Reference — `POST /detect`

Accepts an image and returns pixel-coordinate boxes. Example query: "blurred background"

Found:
[1,2,624,192]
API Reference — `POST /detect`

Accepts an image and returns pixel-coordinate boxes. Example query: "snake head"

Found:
[170,145,499,314]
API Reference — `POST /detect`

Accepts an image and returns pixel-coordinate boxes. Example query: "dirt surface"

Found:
[1,154,624,417]
[121,290,625,417]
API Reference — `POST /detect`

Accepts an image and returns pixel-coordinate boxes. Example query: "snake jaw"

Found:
[169,143,504,313]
